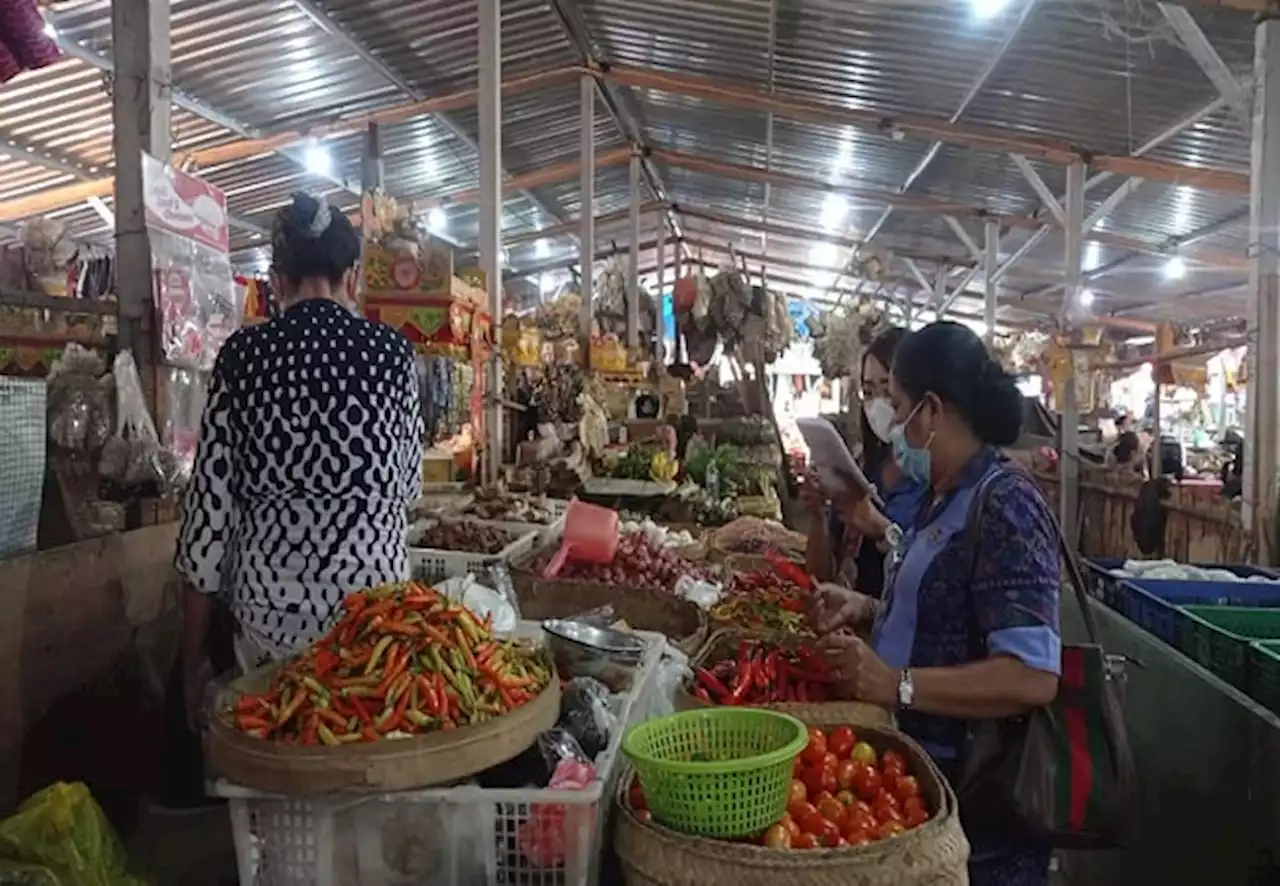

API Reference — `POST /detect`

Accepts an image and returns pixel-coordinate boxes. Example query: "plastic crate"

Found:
[408,518,539,584]
[214,626,667,886]
[1175,606,1280,690]
[1249,642,1280,715]
[1116,579,1280,645]
[1085,558,1278,610]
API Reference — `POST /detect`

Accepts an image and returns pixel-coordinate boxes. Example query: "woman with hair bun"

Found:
[808,321,1060,886]
[175,192,425,725]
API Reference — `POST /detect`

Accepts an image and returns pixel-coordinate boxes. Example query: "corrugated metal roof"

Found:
[0,0,1267,326]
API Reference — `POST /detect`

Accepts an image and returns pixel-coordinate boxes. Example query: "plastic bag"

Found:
[436,574,517,635]
[485,561,522,623]
[518,732,598,869]
[559,678,616,761]
[638,643,691,722]
[99,351,174,492]
[0,782,144,886]
[45,345,110,452]
[674,574,724,610]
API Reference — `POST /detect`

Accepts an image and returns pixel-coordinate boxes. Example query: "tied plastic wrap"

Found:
[558,677,616,762]
[0,782,144,886]
[99,351,177,493]
[517,731,597,869]
[45,345,111,453]
[639,643,691,723]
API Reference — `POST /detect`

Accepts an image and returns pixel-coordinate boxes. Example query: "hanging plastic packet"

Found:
[486,561,522,622]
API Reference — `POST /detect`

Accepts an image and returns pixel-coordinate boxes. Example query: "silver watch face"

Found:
[898,671,915,707]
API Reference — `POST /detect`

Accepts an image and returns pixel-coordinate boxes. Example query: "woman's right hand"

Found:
[800,470,828,512]
[808,582,878,635]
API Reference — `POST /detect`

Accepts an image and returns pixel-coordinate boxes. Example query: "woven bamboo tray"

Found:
[675,631,892,728]
[614,720,969,886]
[207,659,560,795]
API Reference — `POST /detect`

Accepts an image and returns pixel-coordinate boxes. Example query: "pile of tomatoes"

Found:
[764,725,931,850]
[621,725,932,852]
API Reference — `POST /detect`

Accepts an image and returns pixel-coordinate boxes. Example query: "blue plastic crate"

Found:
[1117,578,1280,645]
[1085,558,1278,611]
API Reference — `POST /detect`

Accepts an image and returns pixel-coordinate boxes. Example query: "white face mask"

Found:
[863,397,895,443]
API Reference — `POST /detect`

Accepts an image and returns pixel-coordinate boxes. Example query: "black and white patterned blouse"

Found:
[176,298,424,658]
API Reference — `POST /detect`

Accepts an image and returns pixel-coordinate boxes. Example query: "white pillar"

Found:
[1060,160,1086,551]
[579,76,595,338]
[1244,18,1280,541]
[478,0,502,484]
[983,218,999,346]
[112,0,171,357]
[627,151,642,350]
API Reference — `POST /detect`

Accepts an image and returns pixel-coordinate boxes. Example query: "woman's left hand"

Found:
[818,631,899,706]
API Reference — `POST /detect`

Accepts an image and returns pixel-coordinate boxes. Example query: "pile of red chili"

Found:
[691,639,834,705]
[224,582,551,745]
[710,568,812,636]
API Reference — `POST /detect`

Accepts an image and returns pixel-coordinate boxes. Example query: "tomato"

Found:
[850,741,877,766]
[628,784,647,811]
[846,806,878,835]
[788,800,818,824]
[827,725,855,759]
[793,757,806,778]
[798,810,828,837]
[800,728,828,767]
[872,795,903,825]
[818,818,843,847]
[804,766,838,797]
[903,796,926,818]
[779,812,801,839]
[894,775,921,803]
[635,809,652,823]
[816,795,848,829]
[904,803,930,829]
[845,828,873,848]
[835,759,858,792]
[835,790,857,807]
[852,764,882,802]
[822,752,840,772]
[881,748,907,774]
[788,779,807,807]
[875,820,906,840]
[764,824,792,849]
[792,833,820,850]
[880,771,899,796]
[850,799,874,819]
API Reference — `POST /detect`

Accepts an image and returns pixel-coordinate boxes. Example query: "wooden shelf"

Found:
[0,290,117,315]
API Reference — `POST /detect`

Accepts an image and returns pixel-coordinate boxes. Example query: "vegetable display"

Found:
[462,491,564,525]
[624,725,934,848]
[710,569,812,636]
[413,521,513,554]
[690,639,833,705]
[529,533,715,590]
[223,583,552,744]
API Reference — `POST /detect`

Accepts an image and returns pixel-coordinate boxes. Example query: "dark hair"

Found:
[1114,430,1140,465]
[859,327,907,475]
[271,192,361,286]
[892,321,1023,448]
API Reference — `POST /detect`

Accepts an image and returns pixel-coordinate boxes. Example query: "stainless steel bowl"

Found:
[542,619,647,691]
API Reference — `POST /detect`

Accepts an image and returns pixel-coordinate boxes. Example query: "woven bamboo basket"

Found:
[675,631,892,728]
[511,568,709,656]
[614,720,969,886]
[207,660,560,795]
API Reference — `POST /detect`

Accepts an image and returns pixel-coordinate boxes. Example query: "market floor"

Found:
[127,803,238,885]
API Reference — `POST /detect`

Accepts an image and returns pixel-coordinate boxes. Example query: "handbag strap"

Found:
[962,458,1102,647]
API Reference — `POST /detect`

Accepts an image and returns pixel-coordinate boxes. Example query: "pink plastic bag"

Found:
[517,758,597,868]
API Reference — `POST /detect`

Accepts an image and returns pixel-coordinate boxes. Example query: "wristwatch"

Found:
[897,669,915,709]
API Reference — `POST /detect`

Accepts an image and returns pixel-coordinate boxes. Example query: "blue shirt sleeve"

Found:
[971,472,1062,675]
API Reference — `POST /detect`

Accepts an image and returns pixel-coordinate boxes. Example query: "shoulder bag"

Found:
[954,462,1138,849]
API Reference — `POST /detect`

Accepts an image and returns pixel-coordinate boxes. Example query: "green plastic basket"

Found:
[622,708,806,839]
[1176,606,1280,691]
[1250,641,1280,715]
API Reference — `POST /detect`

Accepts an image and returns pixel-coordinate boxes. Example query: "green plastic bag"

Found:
[0,783,145,886]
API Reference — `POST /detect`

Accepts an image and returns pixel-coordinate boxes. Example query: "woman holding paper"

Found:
[803,327,923,595]
[808,321,1060,886]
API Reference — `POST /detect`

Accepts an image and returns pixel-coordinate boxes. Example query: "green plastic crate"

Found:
[1176,606,1280,690]
[1250,641,1280,715]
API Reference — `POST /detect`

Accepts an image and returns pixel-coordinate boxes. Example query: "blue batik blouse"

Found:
[871,448,1062,764]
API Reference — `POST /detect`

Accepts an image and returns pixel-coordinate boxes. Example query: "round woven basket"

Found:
[615,722,970,886]
[676,631,893,728]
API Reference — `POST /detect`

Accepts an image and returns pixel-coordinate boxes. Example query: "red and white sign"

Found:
[141,152,230,253]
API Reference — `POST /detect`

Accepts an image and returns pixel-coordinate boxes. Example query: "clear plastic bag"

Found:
[99,351,174,492]
[0,782,144,886]
[558,678,616,762]
[638,643,691,722]
[518,730,597,869]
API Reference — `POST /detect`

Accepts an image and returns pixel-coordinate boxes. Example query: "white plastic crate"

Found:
[407,517,539,584]
[214,627,666,886]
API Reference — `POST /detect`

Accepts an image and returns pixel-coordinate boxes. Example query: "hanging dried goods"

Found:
[222,583,552,744]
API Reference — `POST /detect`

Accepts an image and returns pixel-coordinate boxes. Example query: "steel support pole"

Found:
[655,216,667,364]
[361,123,384,193]
[1244,17,1280,542]
[1060,160,1086,551]
[983,219,999,345]
[579,75,596,338]
[933,268,946,322]
[627,151,642,350]
[111,0,171,359]
[478,0,502,485]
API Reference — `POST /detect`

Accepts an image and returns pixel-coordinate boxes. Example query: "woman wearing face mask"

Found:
[802,327,922,595]
[808,321,1060,886]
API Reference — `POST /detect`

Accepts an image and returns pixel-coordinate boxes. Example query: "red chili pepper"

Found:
[776,662,790,701]
[736,641,751,672]
[694,685,712,703]
[795,680,809,702]
[752,650,770,690]
[695,668,732,702]
[728,661,753,705]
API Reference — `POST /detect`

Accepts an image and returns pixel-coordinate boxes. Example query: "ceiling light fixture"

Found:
[819,194,848,233]
[1080,288,1095,307]
[535,238,550,259]
[427,207,448,235]
[971,0,1011,19]
[303,140,332,177]
[1164,256,1186,280]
